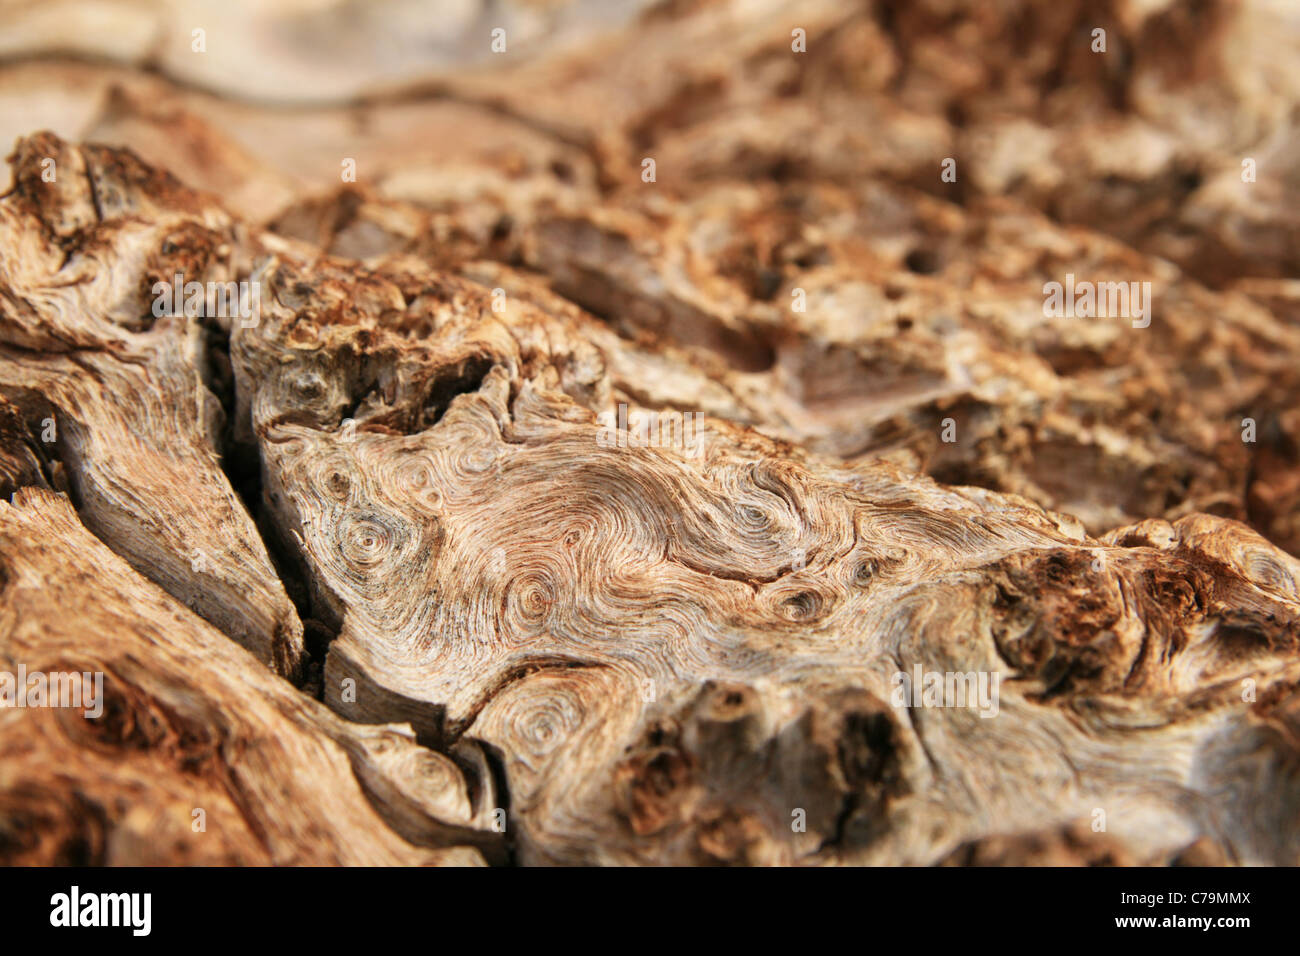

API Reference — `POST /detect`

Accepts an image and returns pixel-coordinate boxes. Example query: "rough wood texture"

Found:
[1,0,1299,866]
[229,239,1300,865]
[0,132,304,675]
[0,489,496,865]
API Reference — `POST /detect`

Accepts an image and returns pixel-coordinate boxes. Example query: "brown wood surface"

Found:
[1,0,1299,866]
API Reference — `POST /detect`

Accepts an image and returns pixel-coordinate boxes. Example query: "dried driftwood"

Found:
[1,0,1299,866]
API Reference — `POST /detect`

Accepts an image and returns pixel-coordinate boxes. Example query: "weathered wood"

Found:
[0,133,308,676]
[228,241,1300,864]
[1,0,1299,867]
[0,488,494,865]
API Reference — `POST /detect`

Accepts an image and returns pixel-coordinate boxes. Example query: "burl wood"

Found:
[1,128,1299,865]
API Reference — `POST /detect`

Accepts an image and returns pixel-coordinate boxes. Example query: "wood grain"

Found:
[1,0,1299,866]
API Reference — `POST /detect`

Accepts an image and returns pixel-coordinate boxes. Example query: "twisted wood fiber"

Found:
[1,0,1299,866]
